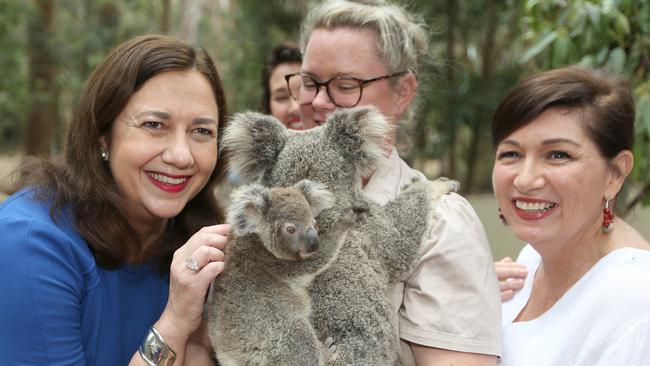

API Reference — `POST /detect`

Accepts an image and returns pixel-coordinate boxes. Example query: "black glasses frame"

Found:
[285,70,410,108]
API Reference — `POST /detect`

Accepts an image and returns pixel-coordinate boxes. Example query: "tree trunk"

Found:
[464,0,497,193]
[180,0,206,44]
[444,0,458,179]
[25,0,58,157]
[161,0,171,34]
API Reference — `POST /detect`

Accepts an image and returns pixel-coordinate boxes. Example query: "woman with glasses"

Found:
[288,1,501,365]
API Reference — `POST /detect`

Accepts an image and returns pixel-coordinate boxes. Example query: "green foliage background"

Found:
[0,0,648,211]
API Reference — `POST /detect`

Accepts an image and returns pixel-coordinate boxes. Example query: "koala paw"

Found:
[427,177,460,199]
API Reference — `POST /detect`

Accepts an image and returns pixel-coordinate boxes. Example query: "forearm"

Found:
[411,344,497,366]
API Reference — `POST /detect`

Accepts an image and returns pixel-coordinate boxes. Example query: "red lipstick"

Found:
[146,172,191,193]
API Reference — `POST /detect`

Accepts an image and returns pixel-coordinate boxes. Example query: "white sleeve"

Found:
[593,317,650,366]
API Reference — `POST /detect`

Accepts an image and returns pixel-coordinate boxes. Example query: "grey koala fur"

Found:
[221,106,459,365]
[208,180,354,366]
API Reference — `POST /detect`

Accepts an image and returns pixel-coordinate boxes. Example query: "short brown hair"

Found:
[260,43,302,114]
[491,66,635,159]
[16,34,228,271]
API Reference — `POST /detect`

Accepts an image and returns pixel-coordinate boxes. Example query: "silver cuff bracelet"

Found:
[139,327,177,366]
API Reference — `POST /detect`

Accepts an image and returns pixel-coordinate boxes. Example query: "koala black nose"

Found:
[305,227,319,253]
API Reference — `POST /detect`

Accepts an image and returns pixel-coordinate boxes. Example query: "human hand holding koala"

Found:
[207,180,352,366]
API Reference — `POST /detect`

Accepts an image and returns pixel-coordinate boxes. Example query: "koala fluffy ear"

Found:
[227,184,270,237]
[222,112,287,183]
[323,106,390,177]
[294,180,334,218]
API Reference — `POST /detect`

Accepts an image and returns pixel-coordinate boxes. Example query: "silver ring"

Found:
[185,257,199,271]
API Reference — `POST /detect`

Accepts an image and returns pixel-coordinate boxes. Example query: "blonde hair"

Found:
[300,0,429,75]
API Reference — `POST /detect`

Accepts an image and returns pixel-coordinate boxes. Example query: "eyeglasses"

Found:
[284,71,410,108]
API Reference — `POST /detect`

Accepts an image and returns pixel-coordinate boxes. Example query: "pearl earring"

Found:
[100,147,108,161]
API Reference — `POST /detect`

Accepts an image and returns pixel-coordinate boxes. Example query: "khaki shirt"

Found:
[363,149,502,365]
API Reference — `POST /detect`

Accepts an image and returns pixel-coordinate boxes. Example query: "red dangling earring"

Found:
[602,199,614,234]
[498,207,508,226]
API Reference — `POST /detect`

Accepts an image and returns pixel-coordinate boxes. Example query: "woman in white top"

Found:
[491,66,650,365]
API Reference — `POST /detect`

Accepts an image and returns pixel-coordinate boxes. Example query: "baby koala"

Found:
[208,180,351,366]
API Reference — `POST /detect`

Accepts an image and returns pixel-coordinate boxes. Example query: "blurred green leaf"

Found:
[615,12,631,35]
[519,31,557,64]
[637,95,650,134]
[606,47,626,74]
[603,0,617,13]
[552,31,571,66]
[585,2,600,26]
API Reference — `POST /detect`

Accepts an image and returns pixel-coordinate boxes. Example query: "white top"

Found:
[364,148,502,365]
[500,244,650,366]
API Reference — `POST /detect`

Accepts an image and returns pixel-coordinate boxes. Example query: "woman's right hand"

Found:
[495,257,528,301]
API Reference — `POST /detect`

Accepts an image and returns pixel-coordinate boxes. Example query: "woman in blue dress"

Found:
[0,34,229,365]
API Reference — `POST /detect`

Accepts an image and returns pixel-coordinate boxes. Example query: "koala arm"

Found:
[398,194,501,358]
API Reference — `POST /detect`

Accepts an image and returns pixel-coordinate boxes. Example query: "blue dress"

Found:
[0,189,169,365]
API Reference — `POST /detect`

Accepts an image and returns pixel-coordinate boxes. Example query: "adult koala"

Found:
[208,180,351,366]
[222,106,458,365]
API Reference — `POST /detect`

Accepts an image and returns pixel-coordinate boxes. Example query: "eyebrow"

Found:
[500,138,582,147]
[271,86,289,93]
[135,111,170,120]
[134,110,217,126]
[301,70,360,80]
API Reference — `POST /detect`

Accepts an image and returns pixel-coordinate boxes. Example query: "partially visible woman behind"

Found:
[260,42,303,130]
[492,66,650,365]
[0,34,229,365]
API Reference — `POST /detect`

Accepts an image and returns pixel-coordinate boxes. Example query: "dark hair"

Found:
[260,43,302,114]
[491,66,635,159]
[14,34,228,271]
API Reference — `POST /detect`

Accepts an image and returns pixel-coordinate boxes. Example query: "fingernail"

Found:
[506,278,524,287]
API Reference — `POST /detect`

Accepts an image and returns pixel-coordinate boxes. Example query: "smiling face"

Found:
[269,62,302,130]
[104,69,219,234]
[492,108,622,250]
[299,27,416,145]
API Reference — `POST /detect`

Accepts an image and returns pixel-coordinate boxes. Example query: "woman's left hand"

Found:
[158,224,230,342]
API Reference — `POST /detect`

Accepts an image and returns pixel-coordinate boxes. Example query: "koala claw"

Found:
[323,336,337,361]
